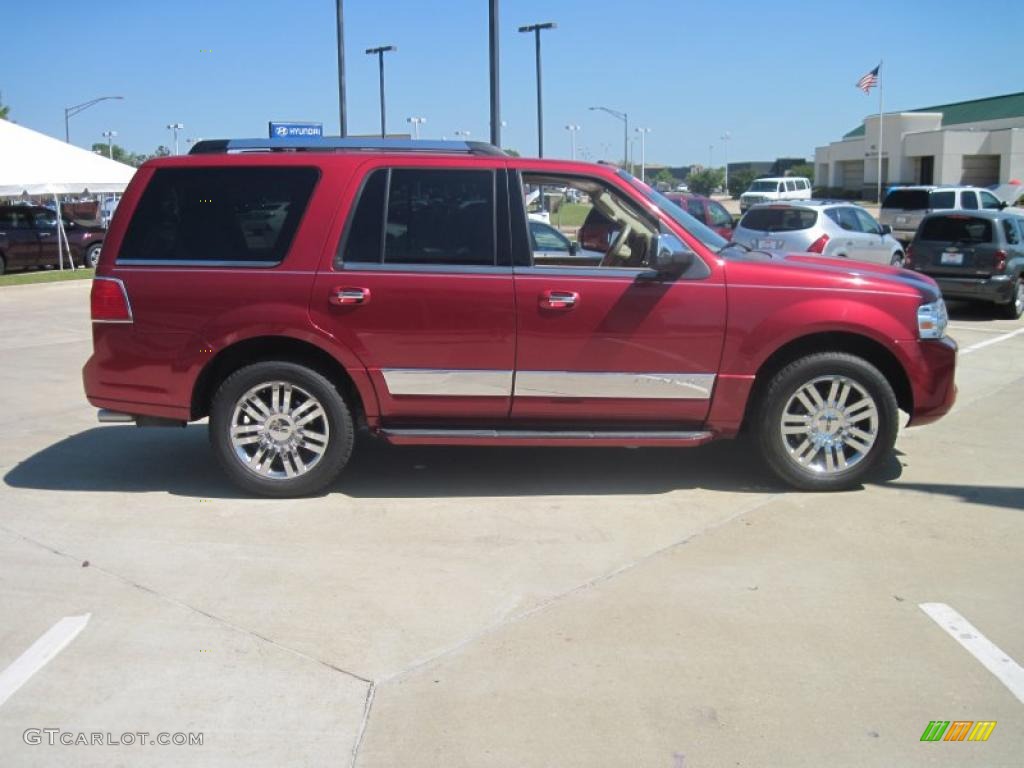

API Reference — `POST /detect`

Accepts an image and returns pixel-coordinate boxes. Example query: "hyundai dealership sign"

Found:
[268,122,324,139]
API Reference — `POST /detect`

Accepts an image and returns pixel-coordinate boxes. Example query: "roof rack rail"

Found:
[188,137,507,157]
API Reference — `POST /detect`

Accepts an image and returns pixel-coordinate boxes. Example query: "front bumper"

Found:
[927,274,1013,304]
[894,336,957,427]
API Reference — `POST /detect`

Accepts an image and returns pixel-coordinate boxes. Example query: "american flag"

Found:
[857,65,880,94]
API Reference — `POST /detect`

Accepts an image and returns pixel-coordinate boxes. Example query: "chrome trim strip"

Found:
[514,371,715,400]
[341,263,512,275]
[382,428,713,440]
[382,369,514,397]
[513,266,647,278]
[115,259,281,268]
[97,409,135,423]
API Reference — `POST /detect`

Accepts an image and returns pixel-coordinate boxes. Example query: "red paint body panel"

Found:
[82,151,957,449]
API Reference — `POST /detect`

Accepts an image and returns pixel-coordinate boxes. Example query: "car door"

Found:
[310,162,517,422]
[30,208,61,267]
[509,169,727,426]
[851,207,890,263]
[960,190,979,211]
[0,209,40,268]
[979,190,1003,211]
[833,208,862,258]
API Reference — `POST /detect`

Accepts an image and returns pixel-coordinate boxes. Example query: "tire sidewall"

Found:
[758,354,899,491]
[209,361,354,497]
[1002,277,1024,319]
[86,244,102,269]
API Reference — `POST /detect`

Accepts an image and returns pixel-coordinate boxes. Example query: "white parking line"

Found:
[919,603,1024,705]
[0,614,90,708]
[960,326,1024,355]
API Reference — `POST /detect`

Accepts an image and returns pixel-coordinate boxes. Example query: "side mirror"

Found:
[880,224,892,235]
[647,233,693,277]
[568,241,579,256]
[998,201,1008,210]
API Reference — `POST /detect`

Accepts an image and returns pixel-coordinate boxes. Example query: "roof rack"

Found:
[188,137,507,156]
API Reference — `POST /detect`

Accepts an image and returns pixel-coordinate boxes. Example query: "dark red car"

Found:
[664,192,735,238]
[84,138,956,496]
[0,204,105,273]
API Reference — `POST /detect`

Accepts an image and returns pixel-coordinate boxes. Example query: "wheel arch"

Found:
[190,335,369,425]
[741,331,913,431]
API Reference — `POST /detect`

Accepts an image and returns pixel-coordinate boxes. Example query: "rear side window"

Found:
[1003,219,1021,245]
[882,189,929,209]
[919,216,993,244]
[930,191,955,209]
[339,168,495,267]
[961,191,979,210]
[785,180,796,192]
[119,167,319,264]
[740,207,817,232]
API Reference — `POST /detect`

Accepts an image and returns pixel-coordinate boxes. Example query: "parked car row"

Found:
[0,204,106,273]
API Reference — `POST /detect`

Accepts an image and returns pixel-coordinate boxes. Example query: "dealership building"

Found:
[815,91,1024,196]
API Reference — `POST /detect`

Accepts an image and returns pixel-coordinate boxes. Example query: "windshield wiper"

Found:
[717,241,751,253]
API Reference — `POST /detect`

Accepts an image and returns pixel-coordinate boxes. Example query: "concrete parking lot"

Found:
[0,279,1021,767]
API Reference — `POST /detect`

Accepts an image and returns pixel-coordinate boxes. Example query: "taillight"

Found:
[807,234,829,253]
[993,250,1007,273]
[904,245,914,268]
[91,277,133,323]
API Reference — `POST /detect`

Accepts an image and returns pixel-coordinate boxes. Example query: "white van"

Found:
[739,176,812,212]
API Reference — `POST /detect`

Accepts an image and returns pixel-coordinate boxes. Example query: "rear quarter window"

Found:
[740,207,817,232]
[919,216,993,244]
[882,189,930,210]
[119,166,319,265]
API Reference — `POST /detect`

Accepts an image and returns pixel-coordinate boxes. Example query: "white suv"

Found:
[739,176,812,212]
[879,186,1008,244]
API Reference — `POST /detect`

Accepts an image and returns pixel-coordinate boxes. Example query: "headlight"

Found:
[917,299,948,339]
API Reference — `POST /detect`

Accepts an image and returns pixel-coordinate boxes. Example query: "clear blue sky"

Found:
[3,0,1021,166]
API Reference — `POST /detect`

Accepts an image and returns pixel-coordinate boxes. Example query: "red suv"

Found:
[84,138,956,496]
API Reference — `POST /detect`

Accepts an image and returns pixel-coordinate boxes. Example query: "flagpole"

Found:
[876,60,884,204]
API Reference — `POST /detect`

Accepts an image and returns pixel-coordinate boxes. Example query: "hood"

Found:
[731,250,941,301]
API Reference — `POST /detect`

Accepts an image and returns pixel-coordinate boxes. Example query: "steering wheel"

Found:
[601,224,633,267]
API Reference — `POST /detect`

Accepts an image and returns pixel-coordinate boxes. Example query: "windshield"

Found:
[617,170,727,251]
[748,181,779,192]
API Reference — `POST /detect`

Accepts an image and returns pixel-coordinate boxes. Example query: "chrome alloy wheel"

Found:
[780,375,879,475]
[1014,281,1024,316]
[229,381,330,480]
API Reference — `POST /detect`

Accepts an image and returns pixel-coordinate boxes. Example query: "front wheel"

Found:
[755,352,898,491]
[890,251,904,267]
[999,277,1024,320]
[209,361,354,497]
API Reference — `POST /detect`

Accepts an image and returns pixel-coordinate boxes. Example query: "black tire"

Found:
[890,251,904,267]
[998,277,1024,320]
[85,243,103,269]
[209,361,354,497]
[0,254,5,275]
[755,352,899,491]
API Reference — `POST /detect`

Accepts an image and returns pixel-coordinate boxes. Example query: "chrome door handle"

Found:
[540,290,579,309]
[329,287,370,306]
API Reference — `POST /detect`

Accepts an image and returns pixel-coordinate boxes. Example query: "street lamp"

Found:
[101,130,117,159]
[365,45,397,138]
[166,123,184,156]
[407,116,426,139]
[565,124,581,160]
[64,96,123,143]
[518,22,556,158]
[589,106,630,173]
[453,130,471,140]
[720,131,731,196]
[635,127,651,182]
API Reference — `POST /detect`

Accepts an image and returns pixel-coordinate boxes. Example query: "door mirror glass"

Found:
[880,223,892,235]
[648,232,693,276]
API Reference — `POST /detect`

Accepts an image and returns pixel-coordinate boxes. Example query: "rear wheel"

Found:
[85,243,103,269]
[0,254,5,275]
[890,251,904,267]
[998,277,1024,319]
[755,352,898,491]
[209,361,354,497]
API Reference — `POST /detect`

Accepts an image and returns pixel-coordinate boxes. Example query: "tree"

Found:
[0,102,9,120]
[90,142,133,164]
[653,168,677,187]
[686,168,725,196]
[728,169,755,199]
[788,163,814,183]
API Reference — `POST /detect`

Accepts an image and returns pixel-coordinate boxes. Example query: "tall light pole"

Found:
[365,45,397,138]
[101,130,117,159]
[720,131,731,196]
[489,0,501,147]
[635,127,651,182]
[708,144,714,169]
[64,96,123,143]
[589,106,630,173]
[166,123,184,155]
[407,116,426,139]
[565,123,581,160]
[336,0,347,136]
[518,22,556,157]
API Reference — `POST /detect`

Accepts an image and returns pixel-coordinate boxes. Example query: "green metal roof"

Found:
[843,91,1024,138]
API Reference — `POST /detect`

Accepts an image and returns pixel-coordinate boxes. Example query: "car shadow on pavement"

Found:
[874,481,1024,511]
[945,300,1005,323]
[4,425,800,499]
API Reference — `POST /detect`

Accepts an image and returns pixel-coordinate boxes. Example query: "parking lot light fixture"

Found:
[589,106,630,174]
[166,123,185,156]
[407,116,426,139]
[635,127,651,182]
[101,130,118,159]
[518,22,556,158]
[365,45,397,138]
[721,131,731,195]
[64,96,123,143]
[565,124,581,160]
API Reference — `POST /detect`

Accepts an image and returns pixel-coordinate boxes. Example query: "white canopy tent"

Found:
[0,118,136,267]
